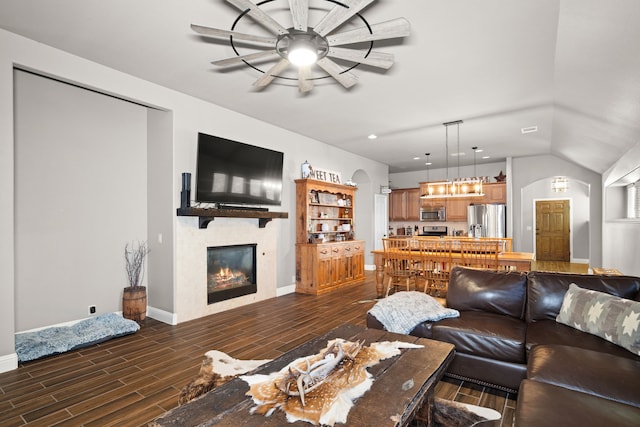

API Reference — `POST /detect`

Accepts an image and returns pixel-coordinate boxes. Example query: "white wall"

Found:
[0,28,389,371]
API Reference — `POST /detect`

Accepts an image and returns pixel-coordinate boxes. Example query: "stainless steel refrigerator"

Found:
[467,204,506,238]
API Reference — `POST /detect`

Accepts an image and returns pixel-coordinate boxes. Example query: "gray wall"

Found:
[511,154,602,265]
[0,28,389,369]
[518,177,591,261]
[602,141,640,276]
[389,161,507,189]
[147,109,174,313]
[14,70,148,331]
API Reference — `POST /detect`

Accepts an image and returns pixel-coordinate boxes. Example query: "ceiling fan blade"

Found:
[253,59,290,88]
[191,24,276,46]
[226,0,288,35]
[327,18,411,46]
[212,50,280,67]
[316,57,358,89]
[314,0,375,36]
[289,0,309,31]
[327,47,394,69]
[298,65,314,93]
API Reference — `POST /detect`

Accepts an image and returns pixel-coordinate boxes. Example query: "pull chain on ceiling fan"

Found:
[191,0,411,93]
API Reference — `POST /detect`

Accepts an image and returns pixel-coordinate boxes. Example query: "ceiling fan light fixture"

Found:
[288,41,318,66]
[276,31,327,67]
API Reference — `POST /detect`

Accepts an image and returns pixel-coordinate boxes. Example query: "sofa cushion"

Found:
[526,271,640,323]
[432,311,527,363]
[515,380,640,427]
[526,320,640,360]
[447,266,527,319]
[528,345,640,408]
[556,284,640,356]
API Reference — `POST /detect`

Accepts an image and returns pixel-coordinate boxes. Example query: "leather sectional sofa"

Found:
[367,266,640,425]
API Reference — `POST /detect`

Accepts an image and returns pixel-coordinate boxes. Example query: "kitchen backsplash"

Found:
[389,221,468,237]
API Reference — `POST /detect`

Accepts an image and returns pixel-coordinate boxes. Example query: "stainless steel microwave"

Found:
[420,206,446,221]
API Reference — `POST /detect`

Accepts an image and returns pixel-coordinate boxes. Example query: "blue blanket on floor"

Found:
[15,313,140,363]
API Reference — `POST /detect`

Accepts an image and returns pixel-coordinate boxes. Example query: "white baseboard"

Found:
[147,306,177,325]
[572,258,589,264]
[277,284,296,296]
[365,264,376,271]
[0,352,18,373]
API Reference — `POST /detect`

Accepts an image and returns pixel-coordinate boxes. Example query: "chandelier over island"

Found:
[421,120,485,199]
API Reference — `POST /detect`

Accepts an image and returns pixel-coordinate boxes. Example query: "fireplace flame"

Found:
[218,267,237,279]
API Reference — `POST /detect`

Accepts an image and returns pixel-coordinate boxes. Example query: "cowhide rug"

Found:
[429,398,501,427]
[178,350,270,405]
[179,347,501,427]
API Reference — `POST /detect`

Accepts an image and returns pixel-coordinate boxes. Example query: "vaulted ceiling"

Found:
[1,0,639,174]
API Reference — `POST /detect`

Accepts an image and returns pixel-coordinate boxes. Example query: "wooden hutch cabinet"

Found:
[295,179,365,294]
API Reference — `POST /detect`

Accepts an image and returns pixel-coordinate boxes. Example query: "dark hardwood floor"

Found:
[0,271,522,426]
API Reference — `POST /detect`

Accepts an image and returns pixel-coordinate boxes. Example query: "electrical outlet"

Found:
[88,305,96,315]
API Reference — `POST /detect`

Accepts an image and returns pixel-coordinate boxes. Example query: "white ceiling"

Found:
[1,0,639,174]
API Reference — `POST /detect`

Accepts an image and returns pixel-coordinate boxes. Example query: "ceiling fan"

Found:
[191,0,411,93]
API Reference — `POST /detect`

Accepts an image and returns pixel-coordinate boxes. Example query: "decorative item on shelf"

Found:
[123,241,150,322]
[421,120,484,199]
[551,176,569,192]
[301,160,313,179]
[181,172,191,209]
[495,171,507,182]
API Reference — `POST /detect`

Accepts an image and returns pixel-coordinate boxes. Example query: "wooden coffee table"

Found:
[152,324,455,427]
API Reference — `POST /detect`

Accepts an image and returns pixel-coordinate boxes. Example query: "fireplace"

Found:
[207,243,257,304]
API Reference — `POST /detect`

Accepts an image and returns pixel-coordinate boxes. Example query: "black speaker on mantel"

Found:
[181,172,191,208]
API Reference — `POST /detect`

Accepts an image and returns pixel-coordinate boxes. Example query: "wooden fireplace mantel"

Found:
[176,207,288,229]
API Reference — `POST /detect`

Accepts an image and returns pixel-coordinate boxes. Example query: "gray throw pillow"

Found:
[556,283,640,356]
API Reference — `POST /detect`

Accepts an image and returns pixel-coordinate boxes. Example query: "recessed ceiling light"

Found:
[521,126,538,134]
[368,134,377,140]
[425,162,432,166]
[474,148,484,153]
[482,155,491,159]
[413,157,420,160]
[451,152,466,157]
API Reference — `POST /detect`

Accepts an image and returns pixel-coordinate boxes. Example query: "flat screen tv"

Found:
[196,132,284,207]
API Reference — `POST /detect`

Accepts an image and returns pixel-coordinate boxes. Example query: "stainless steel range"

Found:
[419,225,448,237]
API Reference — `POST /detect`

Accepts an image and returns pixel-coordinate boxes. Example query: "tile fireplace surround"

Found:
[176,216,279,323]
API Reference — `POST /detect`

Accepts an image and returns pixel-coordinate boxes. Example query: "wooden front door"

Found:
[535,199,570,261]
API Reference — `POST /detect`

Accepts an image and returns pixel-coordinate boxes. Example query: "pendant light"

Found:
[421,120,484,199]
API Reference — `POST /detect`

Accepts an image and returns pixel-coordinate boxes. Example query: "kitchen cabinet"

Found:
[295,179,365,294]
[389,188,420,221]
[446,198,472,221]
[418,181,506,221]
[482,182,506,203]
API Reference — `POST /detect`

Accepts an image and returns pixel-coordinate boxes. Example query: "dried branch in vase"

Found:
[124,241,150,288]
